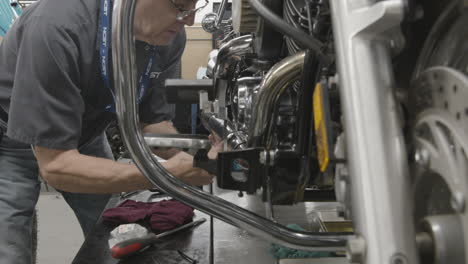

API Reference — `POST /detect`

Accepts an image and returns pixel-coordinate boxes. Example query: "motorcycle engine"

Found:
[202,0,338,205]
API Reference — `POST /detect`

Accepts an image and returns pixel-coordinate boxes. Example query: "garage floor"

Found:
[37,190,84,264]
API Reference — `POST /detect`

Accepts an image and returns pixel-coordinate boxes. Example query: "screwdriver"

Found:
[110,218,207,259]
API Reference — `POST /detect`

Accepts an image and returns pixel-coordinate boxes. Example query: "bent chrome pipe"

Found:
[215,35,254,78]
[213,35,254,119]
[112,0,351,251]
[249,51,306,146]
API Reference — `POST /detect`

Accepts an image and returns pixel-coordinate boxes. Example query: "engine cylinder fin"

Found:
[232,0,258,33]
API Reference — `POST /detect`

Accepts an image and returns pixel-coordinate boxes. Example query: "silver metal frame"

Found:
[112,0,351,252]
[330,0,418,263]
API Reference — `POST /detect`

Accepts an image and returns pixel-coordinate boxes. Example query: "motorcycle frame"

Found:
[330,0,418,263]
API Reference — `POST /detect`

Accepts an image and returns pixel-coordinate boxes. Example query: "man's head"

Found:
[133,0,206,46]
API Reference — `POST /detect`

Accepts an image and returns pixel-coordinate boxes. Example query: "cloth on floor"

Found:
[102,199,194,233]
[269,224,334,259]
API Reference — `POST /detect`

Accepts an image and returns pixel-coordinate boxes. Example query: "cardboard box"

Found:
[181,25,213,79]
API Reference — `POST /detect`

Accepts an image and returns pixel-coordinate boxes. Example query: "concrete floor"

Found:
[37,192,84,264]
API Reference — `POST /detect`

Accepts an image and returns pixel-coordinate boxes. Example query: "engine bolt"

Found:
[259,150,275,166]
[451,191,466,213]
[346,236,366,263]
[259,151,266,165]
[390,253,408,264]
[414,148,430,167]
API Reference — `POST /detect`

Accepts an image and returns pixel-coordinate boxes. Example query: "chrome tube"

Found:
[206,50,218,78]
[215,35,254,78]
[112,0,351,251]
[216,0,228,28]
[144,134,211,150]
[213,35,254,120]
[249,51,306,146]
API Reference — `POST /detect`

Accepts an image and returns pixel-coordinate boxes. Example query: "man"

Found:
[0,0,214,262]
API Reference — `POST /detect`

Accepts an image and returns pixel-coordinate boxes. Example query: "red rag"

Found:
[101,199,194,233]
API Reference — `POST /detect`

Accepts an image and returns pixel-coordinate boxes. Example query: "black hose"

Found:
[247,0,332,65]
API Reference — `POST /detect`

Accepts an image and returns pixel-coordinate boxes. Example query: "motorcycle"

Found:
[112,0,468,263]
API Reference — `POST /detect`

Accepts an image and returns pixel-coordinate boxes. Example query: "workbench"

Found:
[72,187,347,264]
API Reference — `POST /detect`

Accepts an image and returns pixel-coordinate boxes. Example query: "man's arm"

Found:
[33,146,213,193]
[142,121,182,159]
[142,120,178,134]
[138,33,186,159]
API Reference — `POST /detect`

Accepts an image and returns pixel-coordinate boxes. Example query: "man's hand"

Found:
[207,134,224,159]
[165,151,214,186]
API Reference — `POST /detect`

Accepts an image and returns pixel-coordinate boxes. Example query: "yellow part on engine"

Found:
[313,83,330,172]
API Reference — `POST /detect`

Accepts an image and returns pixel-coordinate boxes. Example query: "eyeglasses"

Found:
[168,0,209,21]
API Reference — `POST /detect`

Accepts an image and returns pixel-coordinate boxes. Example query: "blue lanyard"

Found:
[99,0,157,112]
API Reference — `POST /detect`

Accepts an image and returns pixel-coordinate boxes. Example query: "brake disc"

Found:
[410,66,468,264]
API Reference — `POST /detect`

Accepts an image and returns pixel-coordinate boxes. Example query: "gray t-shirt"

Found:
[0,0,186,149]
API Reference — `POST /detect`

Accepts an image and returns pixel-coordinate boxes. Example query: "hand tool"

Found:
[177,250,198,264]
[119,190,142,199]
[110,218,206,259]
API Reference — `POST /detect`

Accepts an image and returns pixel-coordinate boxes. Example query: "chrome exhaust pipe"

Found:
[112,0,351,251]
[249,51,306,147]
[215,35,254,78]
[211,35,254,120]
